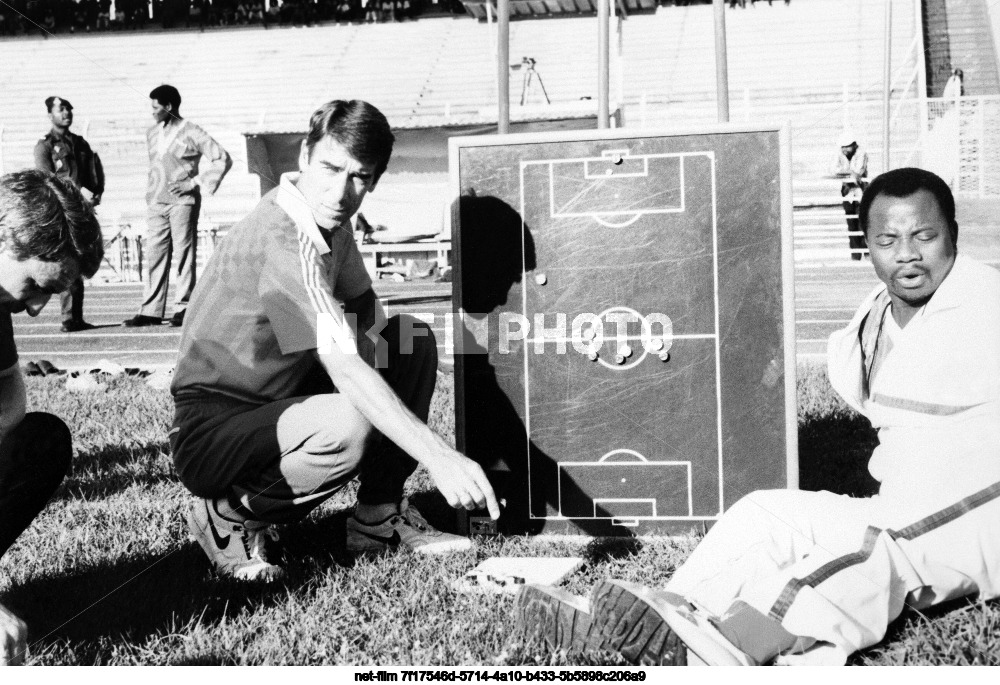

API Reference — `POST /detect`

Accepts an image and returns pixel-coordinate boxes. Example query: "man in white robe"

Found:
[514,167,1000,666]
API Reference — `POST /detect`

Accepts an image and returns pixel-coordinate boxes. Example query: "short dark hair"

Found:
[304,100,394,181]
[859,167,958,243]
[0,170,104,278]
[44,96,73,112]
[150,84,182,112]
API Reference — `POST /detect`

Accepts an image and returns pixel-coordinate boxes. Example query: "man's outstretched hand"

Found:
[0,602,26,666]
[424,447,501,520]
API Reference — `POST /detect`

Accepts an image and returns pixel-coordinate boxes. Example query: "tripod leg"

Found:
[535,72,551,105]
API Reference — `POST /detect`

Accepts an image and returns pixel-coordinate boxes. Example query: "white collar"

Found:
[275,172,332,255]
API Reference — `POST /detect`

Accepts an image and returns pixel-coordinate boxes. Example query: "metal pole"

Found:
[713,0,730,123]
[498,0,510,134]
[882,0,892,172]
[598,0,610,128]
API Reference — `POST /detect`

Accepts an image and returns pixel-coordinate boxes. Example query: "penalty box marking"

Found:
[520,151,714,221]
[556,457,694,519]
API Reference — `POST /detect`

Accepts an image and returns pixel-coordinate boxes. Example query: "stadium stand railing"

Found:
[2,0,988,270]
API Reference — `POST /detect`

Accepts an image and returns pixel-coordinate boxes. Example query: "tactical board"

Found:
[450,126,796,536]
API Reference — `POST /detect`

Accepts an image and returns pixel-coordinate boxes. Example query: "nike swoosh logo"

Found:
[206,505,231,550]
[356,529,401,546]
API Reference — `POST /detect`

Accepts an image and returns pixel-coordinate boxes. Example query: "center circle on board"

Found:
[595,305,649,371]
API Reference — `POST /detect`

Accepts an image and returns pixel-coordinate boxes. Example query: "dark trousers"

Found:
[170,315,438,524]
[842,200,866,261]
[59,276,85,323]
[0,413,72,558]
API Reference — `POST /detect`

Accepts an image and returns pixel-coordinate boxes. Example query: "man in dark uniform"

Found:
[33,96,105,332]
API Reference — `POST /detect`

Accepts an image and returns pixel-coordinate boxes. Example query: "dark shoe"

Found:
[37,360,64,376]
[591,581,757,665]
[589,580,689,665]
[123,315,162,327]
[515,584,603,653]
[61,319,96,333]
[24,361,43,377]
[169,310,185,327]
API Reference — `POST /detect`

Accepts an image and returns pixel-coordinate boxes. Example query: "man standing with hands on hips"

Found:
[124,84,231,329]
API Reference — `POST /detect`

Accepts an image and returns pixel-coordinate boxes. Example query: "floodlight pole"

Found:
[598,0,610,128]
[498,0,511,134]
[713,0,730,123]
[882,0,892,172]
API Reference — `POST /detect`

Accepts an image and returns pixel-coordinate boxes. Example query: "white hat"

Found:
[838,132,858,147]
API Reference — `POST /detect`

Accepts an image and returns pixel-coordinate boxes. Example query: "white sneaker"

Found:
[187,499,285,582]
[346,498,473,555]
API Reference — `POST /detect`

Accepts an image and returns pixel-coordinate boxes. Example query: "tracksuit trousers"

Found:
[665,485,1000,664]
[0,413,72,558]
[140,199,201,319]
[170,315,437,524]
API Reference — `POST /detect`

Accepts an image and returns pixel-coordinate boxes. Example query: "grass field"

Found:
[0,365,997,666]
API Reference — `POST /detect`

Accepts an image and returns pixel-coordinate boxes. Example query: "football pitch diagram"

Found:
[519,150,724,525]
[452,126,796,535]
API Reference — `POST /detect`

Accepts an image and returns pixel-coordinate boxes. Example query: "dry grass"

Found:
[0,369,996,665]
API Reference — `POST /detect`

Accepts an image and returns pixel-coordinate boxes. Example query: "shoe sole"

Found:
[345,536,471,555]
[589,580,688,666]
[514,584,603,653]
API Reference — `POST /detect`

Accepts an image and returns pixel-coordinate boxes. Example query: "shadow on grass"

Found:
[6,544,295,663]
[582,537,643,563]
[798,411,880,498]
[54,443,176,502]
[271,490,461,571]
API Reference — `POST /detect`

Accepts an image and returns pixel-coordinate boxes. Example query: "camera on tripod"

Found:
[509,56,550,105]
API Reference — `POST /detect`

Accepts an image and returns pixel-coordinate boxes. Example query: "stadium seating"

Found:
[0,0,925,265]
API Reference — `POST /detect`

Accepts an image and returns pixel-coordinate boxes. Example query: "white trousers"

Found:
[665,485,1000,664]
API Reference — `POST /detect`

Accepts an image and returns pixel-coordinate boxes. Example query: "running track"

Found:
[12,262,885,371]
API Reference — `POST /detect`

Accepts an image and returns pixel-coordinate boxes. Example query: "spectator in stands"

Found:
[70,0,88,32]
[123,85,231,328]
[248,0,264,24]
[33,96,105,333]
[41,6,56,34]
[186,0,204,28]
[831,132,869,261]
[266,0,280,25]
[171,99,499,582]
[943,68,964,100]
[0,169,103,667]
[96,0,110,29]
[335,0,351,23]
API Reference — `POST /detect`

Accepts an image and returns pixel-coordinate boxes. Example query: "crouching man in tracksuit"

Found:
[170,100,498,582]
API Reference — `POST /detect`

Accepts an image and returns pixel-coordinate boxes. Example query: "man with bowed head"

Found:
[0,170,103,665]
